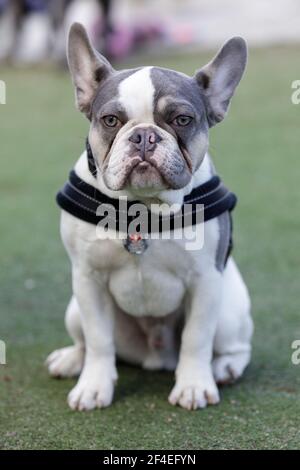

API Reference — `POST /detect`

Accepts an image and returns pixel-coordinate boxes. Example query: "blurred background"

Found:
[0,0,300,64]
[1,0,300,451]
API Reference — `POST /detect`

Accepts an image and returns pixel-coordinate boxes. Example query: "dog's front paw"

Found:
[68,379,114,411]
[46,346,84,378]
[68,364,117,411]
[168,369,219,410]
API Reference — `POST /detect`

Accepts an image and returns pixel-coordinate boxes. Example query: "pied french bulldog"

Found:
[46,23,253,411]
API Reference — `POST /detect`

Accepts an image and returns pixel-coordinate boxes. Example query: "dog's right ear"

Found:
[67,23,114,119]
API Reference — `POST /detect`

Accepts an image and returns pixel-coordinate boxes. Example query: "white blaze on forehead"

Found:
[118,67,155,122]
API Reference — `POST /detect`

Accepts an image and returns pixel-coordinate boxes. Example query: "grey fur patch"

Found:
[150,67,209,169]
[90,69,140,146]
[216,211,231,272]
[195,37,247,127]
[151,67,208,126]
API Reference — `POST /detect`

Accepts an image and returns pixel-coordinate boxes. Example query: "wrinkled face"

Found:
[68,24,247,198]
[89,67,209,194]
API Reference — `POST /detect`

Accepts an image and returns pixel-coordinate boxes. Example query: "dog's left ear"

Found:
[195,37,247,127]
[67,22,114,118]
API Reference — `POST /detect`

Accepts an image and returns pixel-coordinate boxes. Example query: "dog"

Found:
[46,23,253,411]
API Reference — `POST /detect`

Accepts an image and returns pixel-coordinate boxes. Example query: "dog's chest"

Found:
[109,261,185,317]
[90,239,189,317]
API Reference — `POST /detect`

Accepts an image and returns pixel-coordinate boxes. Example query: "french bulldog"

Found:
[46,23,253,411]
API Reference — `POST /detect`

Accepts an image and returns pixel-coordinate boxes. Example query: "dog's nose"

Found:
[128,127,161,158]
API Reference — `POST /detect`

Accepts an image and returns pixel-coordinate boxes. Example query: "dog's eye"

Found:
[173,115,193,127]
[102,115,119,128]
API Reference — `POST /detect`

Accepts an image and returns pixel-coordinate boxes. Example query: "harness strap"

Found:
[56,168,237,233]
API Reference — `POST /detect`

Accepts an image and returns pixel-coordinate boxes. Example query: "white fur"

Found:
[118,67,155,122]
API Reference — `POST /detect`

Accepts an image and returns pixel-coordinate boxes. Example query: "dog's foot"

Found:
[67,364,117,411]
[168,369,220,410]
[46,345,84,378]
[212,352,250,385]
[68,379,114,411]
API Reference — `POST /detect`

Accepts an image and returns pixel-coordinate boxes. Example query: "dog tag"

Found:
[123,233,148,255]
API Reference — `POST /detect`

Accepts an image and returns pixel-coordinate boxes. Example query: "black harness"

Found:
[56,141,236,256]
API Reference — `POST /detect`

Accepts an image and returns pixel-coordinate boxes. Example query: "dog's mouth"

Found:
[130,150,192,190]
[103,149,192,192]
[128,160,165,190]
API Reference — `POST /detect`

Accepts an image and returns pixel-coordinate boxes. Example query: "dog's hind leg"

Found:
[212,258,253,384]
[46,296,85,378]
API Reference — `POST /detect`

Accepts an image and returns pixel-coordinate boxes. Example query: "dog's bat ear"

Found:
[67,22,114,118]
[195,37,247,127]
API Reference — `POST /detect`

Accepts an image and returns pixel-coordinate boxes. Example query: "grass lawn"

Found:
[0,46,300,450]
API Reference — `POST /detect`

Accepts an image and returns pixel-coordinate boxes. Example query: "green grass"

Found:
[1,46,300,450]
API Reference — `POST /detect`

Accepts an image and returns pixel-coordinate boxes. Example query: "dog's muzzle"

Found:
[125,126,191,190]
[100,124,192,191]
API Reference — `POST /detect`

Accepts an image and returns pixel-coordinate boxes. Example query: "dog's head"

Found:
[68,23,247,198]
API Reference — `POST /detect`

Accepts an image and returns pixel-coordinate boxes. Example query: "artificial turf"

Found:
[0,46,300,449]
